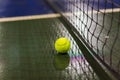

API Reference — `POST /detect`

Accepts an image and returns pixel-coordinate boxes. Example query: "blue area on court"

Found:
[0,0,119,18]
[0,0,54,17]
[93,0,120,9]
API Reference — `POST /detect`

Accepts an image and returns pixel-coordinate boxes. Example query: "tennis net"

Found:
[46,0,120,79]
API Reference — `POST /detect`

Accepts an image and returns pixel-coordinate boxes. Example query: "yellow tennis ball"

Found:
[55,37,70,53]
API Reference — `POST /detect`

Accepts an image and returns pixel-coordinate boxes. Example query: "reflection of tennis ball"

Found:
[55,37,70,53]
[54,54,70,70]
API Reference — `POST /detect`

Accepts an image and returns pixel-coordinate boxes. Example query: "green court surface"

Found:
[0,12,119,80]
[0,18,70,80]
[0,17,91,80]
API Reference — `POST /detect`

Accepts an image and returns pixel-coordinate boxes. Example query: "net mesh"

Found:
[52,20,99,80]
[46,0,120,79]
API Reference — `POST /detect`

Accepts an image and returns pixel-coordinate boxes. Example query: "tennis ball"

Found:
[55,37,70,53]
